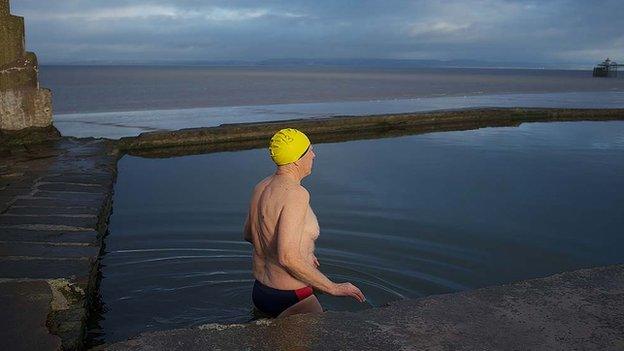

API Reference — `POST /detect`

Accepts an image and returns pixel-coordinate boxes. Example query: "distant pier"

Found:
[593,58,623,77]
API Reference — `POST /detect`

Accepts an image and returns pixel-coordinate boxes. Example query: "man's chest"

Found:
[303,206,320,241]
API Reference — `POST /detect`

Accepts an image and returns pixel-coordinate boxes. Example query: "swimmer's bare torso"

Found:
[245,174,320,290]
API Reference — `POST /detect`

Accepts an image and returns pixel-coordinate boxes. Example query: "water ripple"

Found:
[329,273,407,300]
[111,248,248,254]
[108,255,250,267]
[149,279,255,293]
[322,257,469,291]
[327,228,481,261]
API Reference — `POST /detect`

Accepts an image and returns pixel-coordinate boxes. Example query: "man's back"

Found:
[247,175,317,290]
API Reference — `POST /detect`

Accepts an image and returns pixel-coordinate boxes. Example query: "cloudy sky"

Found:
[9,0,624,65]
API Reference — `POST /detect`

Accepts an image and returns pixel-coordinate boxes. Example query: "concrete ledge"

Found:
[96,264,624,351]
[116,107,624,158]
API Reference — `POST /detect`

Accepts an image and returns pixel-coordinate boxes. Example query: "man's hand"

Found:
[330,282,366,303]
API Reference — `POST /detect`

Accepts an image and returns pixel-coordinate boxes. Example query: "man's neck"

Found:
[274,167,303,184]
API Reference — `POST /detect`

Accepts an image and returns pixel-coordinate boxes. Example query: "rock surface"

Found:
[0,137,118,350]
[96,264,624,351]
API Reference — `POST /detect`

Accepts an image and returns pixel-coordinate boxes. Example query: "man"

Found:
[244,128,366,318]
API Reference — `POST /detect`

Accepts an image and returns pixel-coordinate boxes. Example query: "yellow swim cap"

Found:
[269,128,311,166]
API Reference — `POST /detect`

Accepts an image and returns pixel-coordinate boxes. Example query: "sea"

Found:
[39,66,624,139]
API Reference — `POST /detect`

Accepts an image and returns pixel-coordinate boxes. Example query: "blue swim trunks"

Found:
[252,279,314,318]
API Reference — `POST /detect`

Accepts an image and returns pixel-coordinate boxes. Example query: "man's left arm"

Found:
[243,211,252,243]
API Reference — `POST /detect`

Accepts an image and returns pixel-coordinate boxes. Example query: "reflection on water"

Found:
[93,121,624,344]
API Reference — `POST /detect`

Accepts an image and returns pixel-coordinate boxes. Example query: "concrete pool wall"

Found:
[117,107,624,157]
[2,107,624,350]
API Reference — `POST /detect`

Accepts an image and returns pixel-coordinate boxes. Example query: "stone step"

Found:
[12,197,104,209]
[0,228,99,245]
[37,182,106,193]
[0,257,93,279]
[0,242,99,259]
[0,214,98,229]
[6,206,100,216]
[40,174,114,186]
[32,190,107,201]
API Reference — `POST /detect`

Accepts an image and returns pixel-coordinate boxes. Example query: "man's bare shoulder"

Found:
[252,176,272,193]
[284,184,310,203]
[252,176,309,203]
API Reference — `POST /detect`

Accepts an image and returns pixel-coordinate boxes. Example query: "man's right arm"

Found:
[276,187,365,302]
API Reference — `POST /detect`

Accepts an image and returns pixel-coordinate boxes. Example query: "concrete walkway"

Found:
[0,138,117,350]
[96,264,624,351]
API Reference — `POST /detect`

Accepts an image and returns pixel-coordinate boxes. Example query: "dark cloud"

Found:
[9,0,624,65]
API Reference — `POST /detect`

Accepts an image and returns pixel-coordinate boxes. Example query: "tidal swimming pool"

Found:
[90,121,624,344]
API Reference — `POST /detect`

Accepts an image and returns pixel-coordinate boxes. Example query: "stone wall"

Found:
[0,0,53,132]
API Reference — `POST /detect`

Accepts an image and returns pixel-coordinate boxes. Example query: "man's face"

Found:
[299,144,316,175]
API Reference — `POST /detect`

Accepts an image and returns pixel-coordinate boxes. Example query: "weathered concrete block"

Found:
[0,52,39,90]
[0,0,10,16]
[0,0,56,141]
[0,88,52,129]
[0,12,25,66]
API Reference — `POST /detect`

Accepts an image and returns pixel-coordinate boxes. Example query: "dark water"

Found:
[91,121,624,344]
